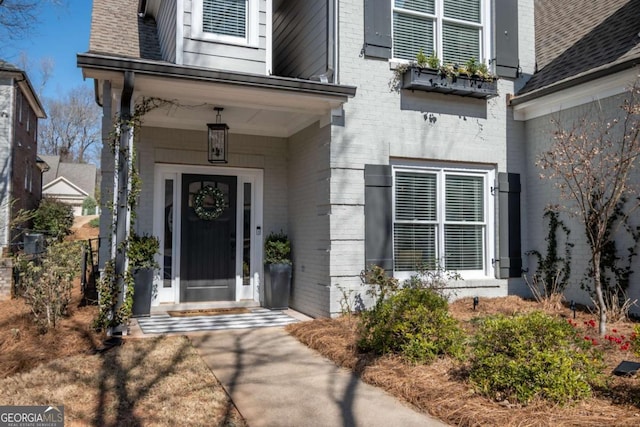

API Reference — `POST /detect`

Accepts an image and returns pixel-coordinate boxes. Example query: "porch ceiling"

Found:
[78,53,356,138]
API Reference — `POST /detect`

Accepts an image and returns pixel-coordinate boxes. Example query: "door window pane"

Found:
[243,183,251,286]
[163,179,174,288]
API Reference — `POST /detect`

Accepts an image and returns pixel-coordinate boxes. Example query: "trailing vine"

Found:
[94,97,167,332]
[526,208,573,296]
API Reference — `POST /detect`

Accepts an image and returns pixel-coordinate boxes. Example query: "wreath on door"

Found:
[193,185,227,220]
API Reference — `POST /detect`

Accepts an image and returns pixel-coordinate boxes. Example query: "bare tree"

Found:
[38,85,101,165]
[537,84,640,336]
[0,1,61,42]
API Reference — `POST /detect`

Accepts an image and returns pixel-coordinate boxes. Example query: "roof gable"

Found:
[43,176,89,198]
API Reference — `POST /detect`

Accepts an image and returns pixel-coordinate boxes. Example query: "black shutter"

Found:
[364,0,392,59]
[494,0,519,78]
[364,165,393,272]
[498,172,522,278]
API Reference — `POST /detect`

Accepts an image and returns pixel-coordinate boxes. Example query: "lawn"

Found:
[0,220,245,427]
[286,295,640,426]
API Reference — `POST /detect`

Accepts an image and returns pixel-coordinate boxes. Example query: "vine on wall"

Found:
[526,208,573,302]
[93,97,167,332]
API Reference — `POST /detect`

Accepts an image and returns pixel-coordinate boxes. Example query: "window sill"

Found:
[402,66,498,99]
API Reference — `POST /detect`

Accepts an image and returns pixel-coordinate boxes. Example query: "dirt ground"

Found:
[287,296,640,427]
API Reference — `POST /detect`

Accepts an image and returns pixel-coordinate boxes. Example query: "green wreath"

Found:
[193,185,227,220]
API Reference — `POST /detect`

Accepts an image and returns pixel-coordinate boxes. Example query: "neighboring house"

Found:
[79,0,635,318]
[40,155,98,216]
[0,60,46,253]
[511,0,640,309]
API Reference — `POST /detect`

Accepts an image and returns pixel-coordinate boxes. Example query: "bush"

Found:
[88,217,100,228]
[469,312,604,405]
[15,241,82,333]
[358,287,465,363]
[82,197,97,215]
[33,198,74,239]
[264,231,291,264]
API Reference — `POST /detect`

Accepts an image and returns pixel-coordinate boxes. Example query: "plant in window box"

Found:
[394,51,498,99]
[264,231,292,310]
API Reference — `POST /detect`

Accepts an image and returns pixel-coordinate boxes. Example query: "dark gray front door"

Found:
[181,174,237,302]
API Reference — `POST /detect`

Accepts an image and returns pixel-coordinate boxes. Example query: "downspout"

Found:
[112,70,134,335]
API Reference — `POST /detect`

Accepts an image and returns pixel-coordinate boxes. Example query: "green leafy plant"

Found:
[358,286,465,364]
[525,208,573,308]
[360,265,400,307]
[470,311,604,405]
[15,241,83,333]
[264,231,291,264]
[128,233,160,272]
[82,197,97,215]
[88,217,100,228]
[33,198,74,240]
[403,260,462,300]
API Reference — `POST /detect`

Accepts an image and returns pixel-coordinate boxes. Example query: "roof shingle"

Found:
[519,0,640,95]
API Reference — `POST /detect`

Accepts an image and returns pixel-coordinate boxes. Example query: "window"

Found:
[192,0,259,47]
[393,165,493,277]
[392,0,487,65]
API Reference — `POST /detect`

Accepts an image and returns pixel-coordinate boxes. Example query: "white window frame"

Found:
[391,163,495,281]
[192,0,259,48]
[391,0,492,65]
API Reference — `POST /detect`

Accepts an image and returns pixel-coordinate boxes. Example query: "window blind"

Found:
[442,22,480,65]
[394,224,437,271]
[443,0,480,23]
[396,172,437,221]
[394,0,435,14]
[444,225,483,269]
[203,0,247,38]
[445,175,483,222]
[393,13,434,61]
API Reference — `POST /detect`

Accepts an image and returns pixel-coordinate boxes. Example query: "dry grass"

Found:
[0,220,246,426]
[287,296,640,427]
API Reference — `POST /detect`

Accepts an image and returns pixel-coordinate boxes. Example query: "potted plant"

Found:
[264,231,292,310]
[129,232,159,317]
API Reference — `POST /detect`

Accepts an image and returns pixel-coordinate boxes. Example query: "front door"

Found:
[180,174,237,302]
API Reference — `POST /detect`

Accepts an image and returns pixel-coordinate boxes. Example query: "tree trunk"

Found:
[592,252,607,336]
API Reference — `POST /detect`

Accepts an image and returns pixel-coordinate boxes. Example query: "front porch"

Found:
[79,53,356,323]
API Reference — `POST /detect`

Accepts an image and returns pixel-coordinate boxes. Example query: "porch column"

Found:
[112,71,135,334]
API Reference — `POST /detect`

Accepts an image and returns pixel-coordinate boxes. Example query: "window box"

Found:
[401,66,498,99]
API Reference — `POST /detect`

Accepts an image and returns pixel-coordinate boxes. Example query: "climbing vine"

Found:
[94,97,167,332]
[526,207,574,298]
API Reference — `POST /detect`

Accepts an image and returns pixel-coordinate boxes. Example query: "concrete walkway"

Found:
[189,326,449,427]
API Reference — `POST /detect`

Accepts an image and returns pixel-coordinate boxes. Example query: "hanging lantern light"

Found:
[207,107,228,163]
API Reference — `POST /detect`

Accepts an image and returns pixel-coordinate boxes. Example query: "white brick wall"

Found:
[523,92,640,313]
[322,0,537,316]
[287,122,334,317]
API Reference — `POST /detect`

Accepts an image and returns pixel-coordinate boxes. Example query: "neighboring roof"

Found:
[515,0,640,101]
[89,0,162,61]
[0,59,46,118]
[40,155,97,197]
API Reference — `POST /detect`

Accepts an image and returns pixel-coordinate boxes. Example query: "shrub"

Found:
[469,311,604,405]
[88,217,100,228]
[15,241,82,333]
[33,198,74,239]
[82,197,97,215]
[264,231,291,264]
[358,287,465,364]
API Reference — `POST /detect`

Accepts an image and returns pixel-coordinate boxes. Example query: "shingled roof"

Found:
[40,155,97,197]
[89,0,162,60]
[518,0,640,96]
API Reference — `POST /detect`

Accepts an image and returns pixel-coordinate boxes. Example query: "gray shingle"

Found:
[519,0,640,95]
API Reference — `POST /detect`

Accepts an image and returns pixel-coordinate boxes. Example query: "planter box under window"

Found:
[402,67,498,99]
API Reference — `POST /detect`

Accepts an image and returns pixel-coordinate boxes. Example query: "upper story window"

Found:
[192,0,259,47]
[392,0,488,65]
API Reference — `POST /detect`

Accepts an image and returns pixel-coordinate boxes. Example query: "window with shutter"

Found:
[393,165,493,278]
[192,0,258,47]
[392,0,487,66]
